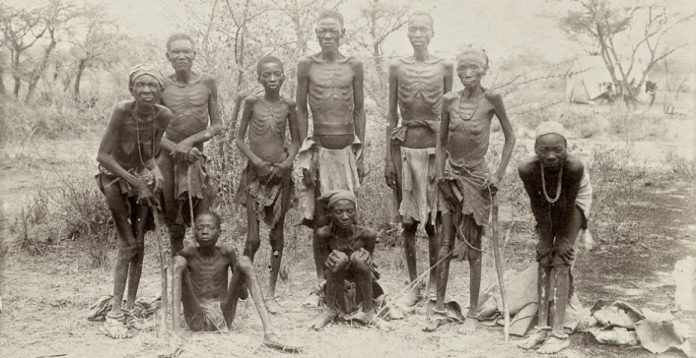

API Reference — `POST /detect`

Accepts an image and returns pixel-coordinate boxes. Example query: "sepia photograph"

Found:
[0,0,694,357]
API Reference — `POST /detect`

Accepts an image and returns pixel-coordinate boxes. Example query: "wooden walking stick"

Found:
[490,194,510,342]
[152,204,169,333]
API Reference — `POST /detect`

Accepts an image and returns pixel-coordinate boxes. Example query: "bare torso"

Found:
[247,95,291,164]
[307,55,355,149]
[179,247,235,302]
[445,90,496,165]
[396,58,449,148]
[111,101,168,171]
[161,73,211,147]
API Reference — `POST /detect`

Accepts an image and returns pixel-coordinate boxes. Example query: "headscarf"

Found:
[534,121,572,141]
[320,190,356,209]
[128,64,165,93]
[456,46,489,70]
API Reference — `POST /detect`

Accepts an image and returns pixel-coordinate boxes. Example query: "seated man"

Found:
[516,121,592,354]
[172,212,299,353]
[310,191,384,330]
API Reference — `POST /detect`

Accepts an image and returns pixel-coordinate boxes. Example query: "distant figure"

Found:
[172,212,299,353]
[234,56,300,313]
[295,9,366,304]
[384,11,453,309]
[645,80,657,107]
[516,122,592,354]
[96,64,171,338]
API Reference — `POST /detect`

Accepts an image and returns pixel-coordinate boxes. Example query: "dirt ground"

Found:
[1,114,695,357]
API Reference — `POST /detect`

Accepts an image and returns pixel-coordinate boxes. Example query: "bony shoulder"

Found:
[282,96,297,108]
[356,225,377,239]
[348,56,364,68]
[114,99,134,112]
[484,90,502,102]
[316,225,331,238]
[156,104,173,117]
[518,157,539,177]
[244,94,259,104]
[443,92,459,102]
[565,155,585,176]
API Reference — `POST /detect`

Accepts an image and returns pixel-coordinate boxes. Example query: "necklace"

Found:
[132,104,156,169]
[540,160,563,203]
[457,89,483,121]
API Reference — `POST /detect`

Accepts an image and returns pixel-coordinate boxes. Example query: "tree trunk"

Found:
[25,31,56,104]
[73,58,86,102]
[0,64,6,96]
[12,52,21,98]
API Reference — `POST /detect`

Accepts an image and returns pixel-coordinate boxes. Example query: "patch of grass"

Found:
[663,150,696,180]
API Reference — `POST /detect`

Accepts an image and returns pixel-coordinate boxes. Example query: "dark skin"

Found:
[310,200,377,330]
[172,214,299,353]
[517,134,584,354]
[159,37,223,255]
[97,74,172,338]
[384,14,453,299]
[235,60,300,306]
[296,14,366,285]
[432,51,516,334]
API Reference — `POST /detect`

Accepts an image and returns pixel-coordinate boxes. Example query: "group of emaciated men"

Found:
[96,9,592,354]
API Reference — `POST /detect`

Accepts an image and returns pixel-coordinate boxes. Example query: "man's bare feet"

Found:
[347,309,375,325]
[516,328,548,349]
[458,316,479,335]
[397,285,422,308]
[263,332,301,353]
[422,309,448,332]
[310,310,336,330]
[536,334,570,354]
[102,311,130,339]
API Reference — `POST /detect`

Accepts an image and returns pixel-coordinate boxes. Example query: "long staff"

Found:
[490,194,510,341]
[152,203,169,333]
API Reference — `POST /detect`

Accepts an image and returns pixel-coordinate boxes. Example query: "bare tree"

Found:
[0,4,46,99]
[69,14,126,103]
[558,0,695,103]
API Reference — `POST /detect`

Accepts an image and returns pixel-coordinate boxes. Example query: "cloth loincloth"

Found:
[168,156,209,227]
[95,166,155,232]
[293,137,362,226]
[234,161,294,227]
[396,147,438,226]
[199,300,229,332]
[323,264,384,316]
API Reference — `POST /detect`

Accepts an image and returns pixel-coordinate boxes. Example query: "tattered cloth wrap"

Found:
[128,64,165,93]
[293,137,362,226]
[234,161,294,228]
[397,147,438,226]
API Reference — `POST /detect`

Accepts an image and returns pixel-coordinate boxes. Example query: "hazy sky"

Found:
[9,0,695,64]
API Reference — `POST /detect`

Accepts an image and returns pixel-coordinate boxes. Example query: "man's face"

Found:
[456,53,486,88]
[131,75,161,106]
[329,200,356,230]
[535,134,567,169]
[407,15,433,50]
[194,214,220,247]
[315,17,344,52]
[166,39,195,72]
[258,62,284,91]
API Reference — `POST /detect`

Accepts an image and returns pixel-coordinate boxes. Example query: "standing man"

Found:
[384,11,452,309]
[159,33,223,255]
[295,9,366,301]
[516,122,591,354]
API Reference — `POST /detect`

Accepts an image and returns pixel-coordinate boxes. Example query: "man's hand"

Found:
[151,167,164,192]
[135,180,156,207]
[557,240,575,263]
[254,160,274,182]
[273,160,292,178]
[351,248,372,266]
[486,175,501,197]
[325,250,349,272]
[384,162,397,189]
[171,140,194,162]
[187,147,204,163]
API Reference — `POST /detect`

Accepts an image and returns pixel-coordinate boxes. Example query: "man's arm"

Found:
[171,255,188,333]
[436,94,455,178]
[351,59,366,146]
[560,158,584,239]
[296,58,311,141]
[384,62,399,188]
[443,61,453,93]
[518,161,552,239]
[234,96,266,167]
[283,100,301,165]
[488,91,516,183]
[183,75,223,145]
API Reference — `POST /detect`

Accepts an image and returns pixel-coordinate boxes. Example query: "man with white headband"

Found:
[516,121,592,354]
